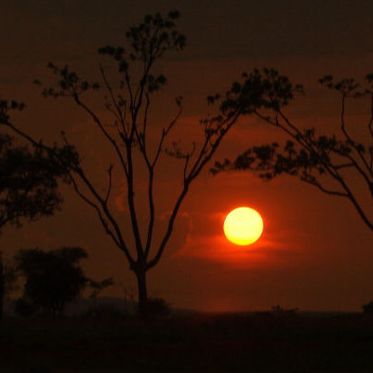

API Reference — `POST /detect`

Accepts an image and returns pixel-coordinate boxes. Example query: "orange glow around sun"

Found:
[223,207,264,246]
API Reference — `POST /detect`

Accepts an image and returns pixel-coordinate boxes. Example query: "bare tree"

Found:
[212,68,373,230]
[4,12,244,310]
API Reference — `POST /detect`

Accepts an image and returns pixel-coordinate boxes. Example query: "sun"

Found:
[223,207,264,246]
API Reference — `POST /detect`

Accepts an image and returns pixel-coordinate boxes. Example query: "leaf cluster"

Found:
[0,134,73,230]
[319,73,373,97]
[99,11,185,63]
[97,11,185,95]
[213,130,359,181]
[37,63,100,98]
[219,68,303,116]
[0,100,25,124]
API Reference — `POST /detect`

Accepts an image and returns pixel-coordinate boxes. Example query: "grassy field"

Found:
[1,311,373,372]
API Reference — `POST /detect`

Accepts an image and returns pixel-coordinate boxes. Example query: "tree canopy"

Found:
[0,99,79,232]
[212,69,373,230]
[0,134,63,230]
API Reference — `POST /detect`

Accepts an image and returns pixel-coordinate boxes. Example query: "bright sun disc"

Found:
[223,207,264,246]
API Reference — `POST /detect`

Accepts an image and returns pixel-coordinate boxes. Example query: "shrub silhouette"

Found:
[139,297,171,318]
[16,247,88,317]
[13,297,38,318]
[363,301,373,314]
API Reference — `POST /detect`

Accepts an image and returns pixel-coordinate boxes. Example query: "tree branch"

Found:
[301,176,348,197]
[73,94,129,177]
[339,94,373,178]
[104,165,113,204]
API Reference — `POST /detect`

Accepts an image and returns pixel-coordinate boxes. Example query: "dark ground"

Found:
[1,311,373,372]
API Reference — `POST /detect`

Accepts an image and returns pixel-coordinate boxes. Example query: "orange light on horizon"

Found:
[223,207,264,246]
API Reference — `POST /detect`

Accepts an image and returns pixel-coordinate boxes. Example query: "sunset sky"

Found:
[1,0,373,312]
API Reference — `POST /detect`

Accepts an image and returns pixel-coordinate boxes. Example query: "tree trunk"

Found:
[0,251,4,320]
[135,268,148,314]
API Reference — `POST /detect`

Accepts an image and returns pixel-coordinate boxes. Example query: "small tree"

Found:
[16,247,88,317]
[7,11,246,311]
[212,69,373,230]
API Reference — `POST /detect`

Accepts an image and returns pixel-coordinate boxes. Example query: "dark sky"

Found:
[1,0,373,311]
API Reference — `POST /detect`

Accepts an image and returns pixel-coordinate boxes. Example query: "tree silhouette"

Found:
[212,69,373,230]
[0,103,74,318]
[16,247,88,317]
[8,11,246,311]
